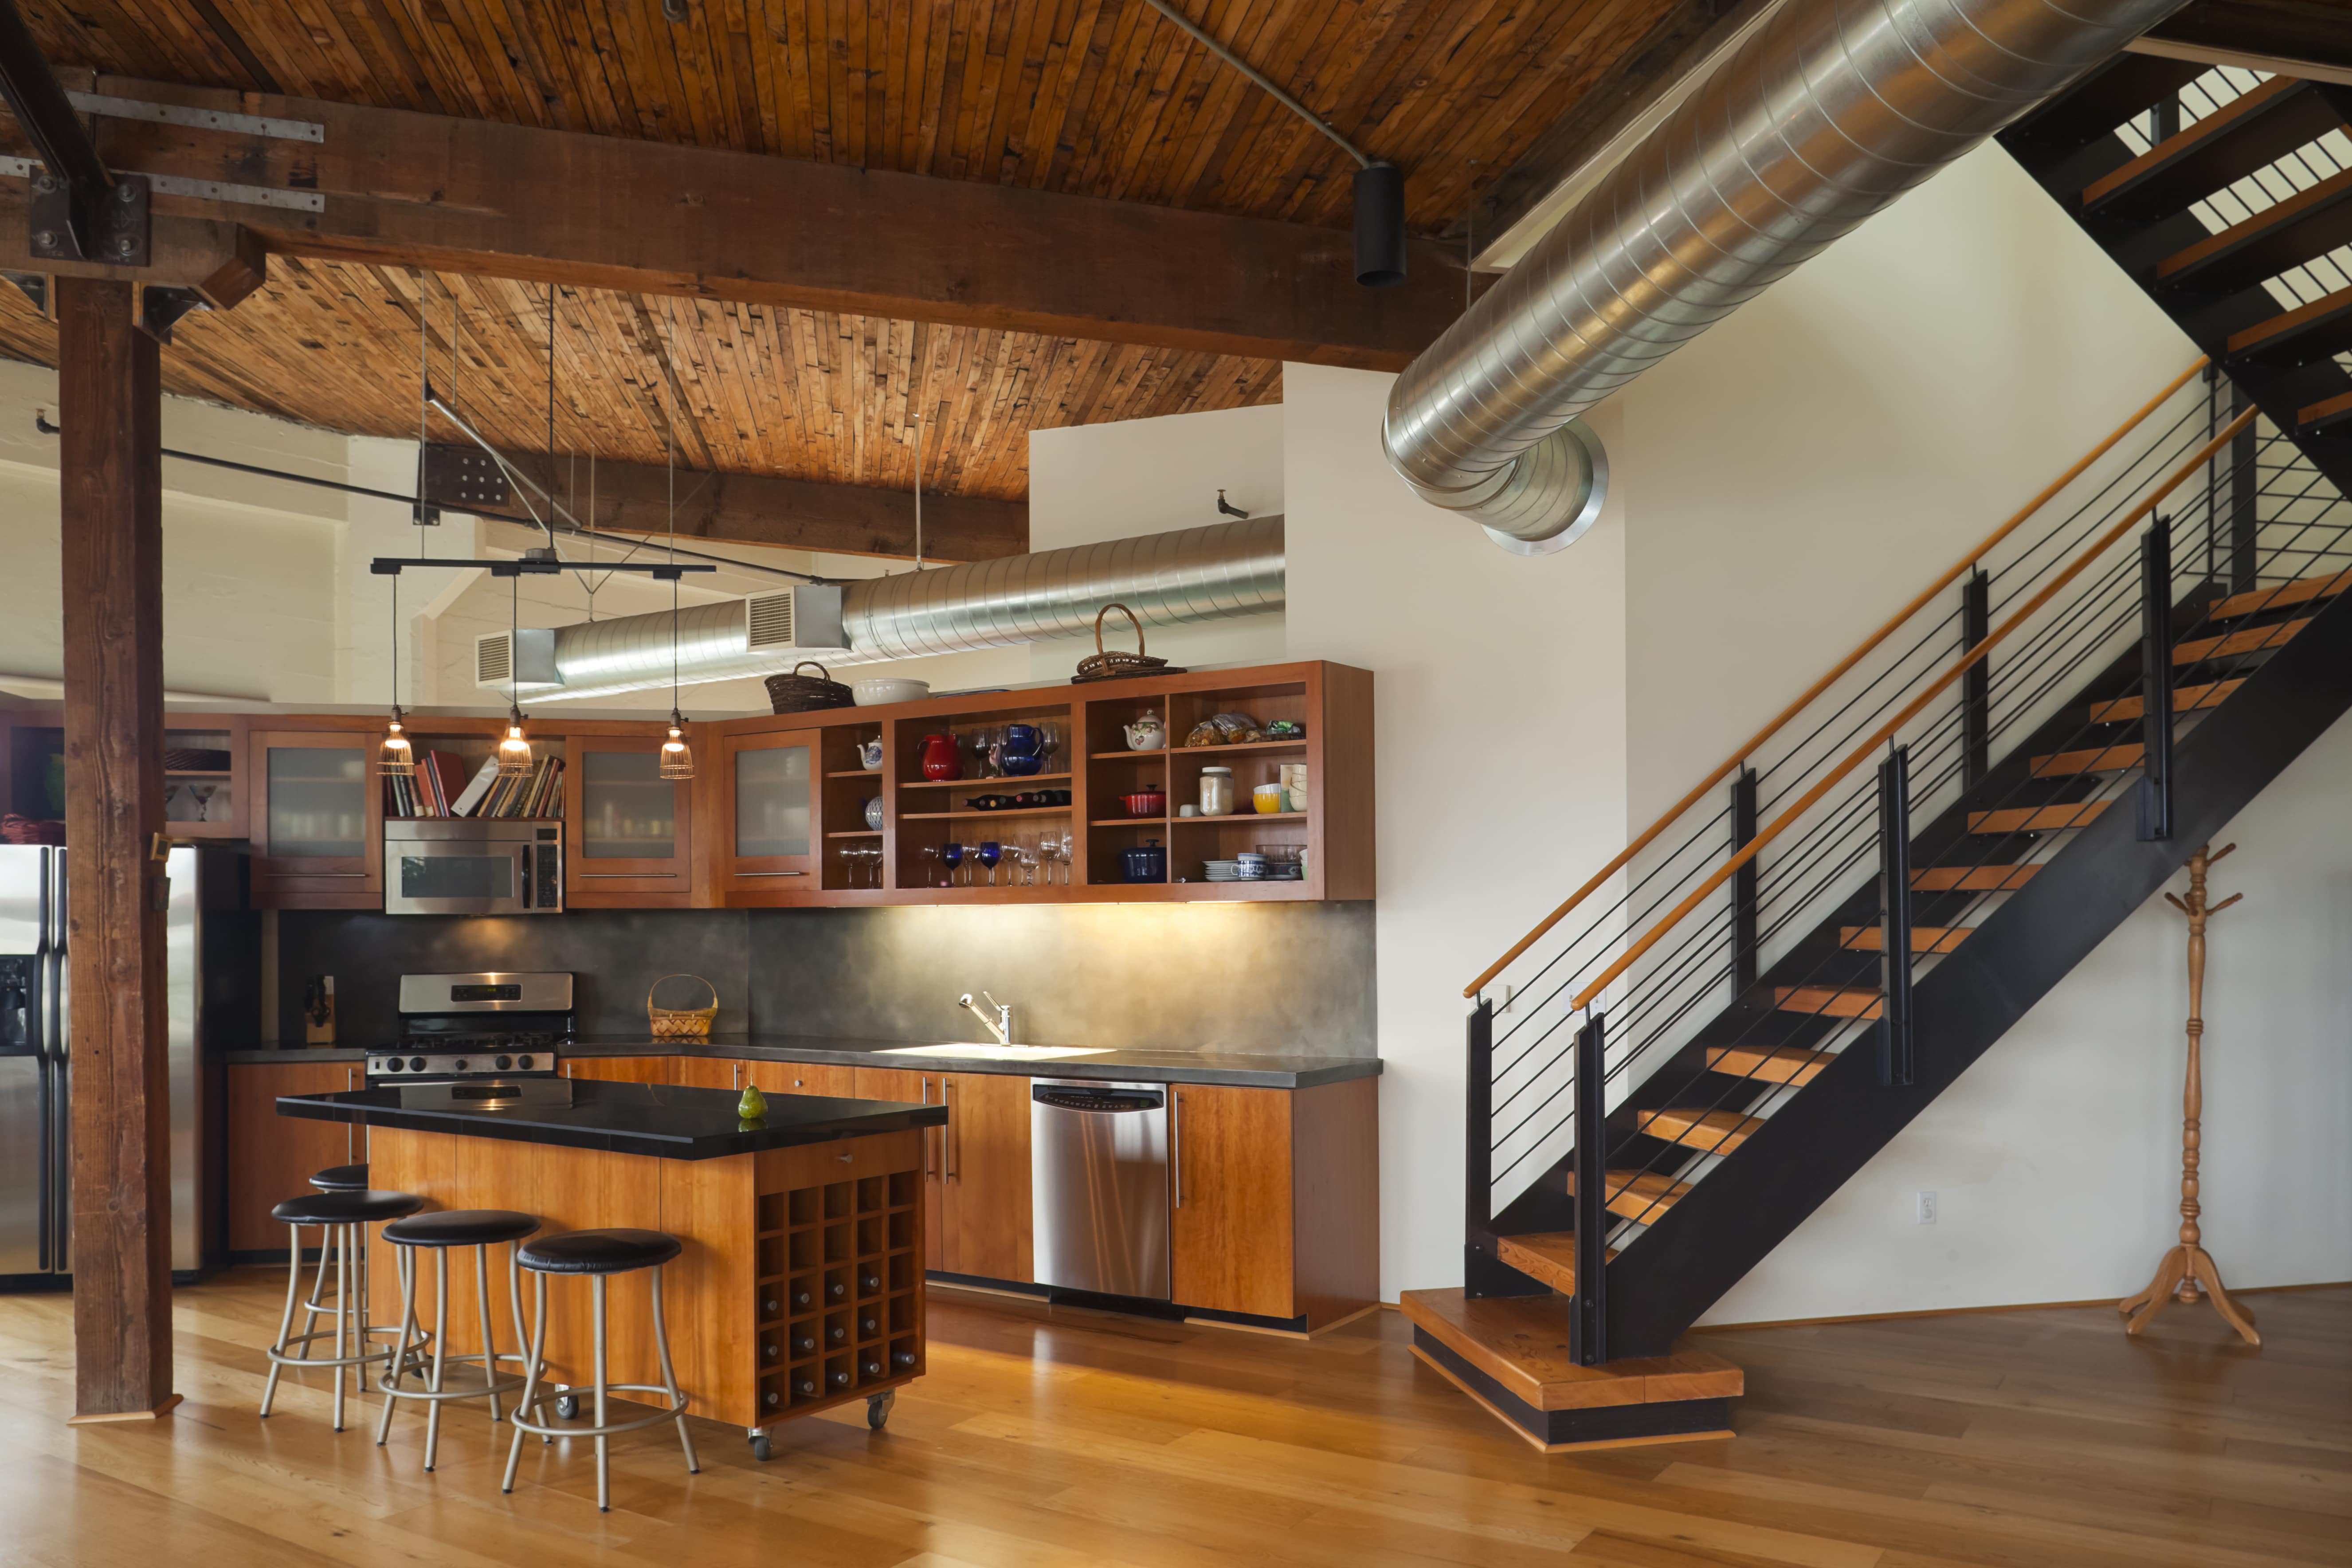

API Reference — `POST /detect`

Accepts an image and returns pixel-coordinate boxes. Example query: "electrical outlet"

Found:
[1916,1190,1937,1225]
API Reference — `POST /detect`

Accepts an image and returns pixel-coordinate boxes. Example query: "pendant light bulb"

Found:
[496,707,534,776]
[660,713,695,781]
[379,709,416,777]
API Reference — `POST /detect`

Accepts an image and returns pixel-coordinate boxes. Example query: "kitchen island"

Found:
[279,1079,948,1453]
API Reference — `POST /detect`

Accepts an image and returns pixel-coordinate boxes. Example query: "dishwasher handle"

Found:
[1031,1086,1163,1114]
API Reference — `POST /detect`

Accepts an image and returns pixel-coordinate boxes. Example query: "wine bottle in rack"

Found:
[827,1279,847,1301]
[796,1376,817,1397]
[861,1358,882,1379]
[792,1331,816,1355]
[892,1348,916,1369]
[860,1270,881,1293]
[763,1341,779,1360]
[792,1285,813,1309]
[827,1323,847,1345]
[829,1368,851,1388]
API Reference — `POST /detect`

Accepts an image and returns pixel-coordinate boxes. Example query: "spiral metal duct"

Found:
[527,516,1285,702]
[1384,0,2190,553]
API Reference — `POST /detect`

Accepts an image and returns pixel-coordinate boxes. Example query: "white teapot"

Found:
[1124,710,1166,751]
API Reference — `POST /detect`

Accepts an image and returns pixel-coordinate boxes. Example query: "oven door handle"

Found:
[520,845,533,909]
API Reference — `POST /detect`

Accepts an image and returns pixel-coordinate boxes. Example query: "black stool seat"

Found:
[383,1209,541,1249]
[519,1228,681,1275]
[309,1162,369,1192]
[271,1189,425,1227]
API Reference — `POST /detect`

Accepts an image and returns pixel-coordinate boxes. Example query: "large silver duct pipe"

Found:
[1384,0,2188,554]
[525,517,1285,703]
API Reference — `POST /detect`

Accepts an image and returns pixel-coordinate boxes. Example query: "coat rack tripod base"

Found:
[2119,841,2259,1348]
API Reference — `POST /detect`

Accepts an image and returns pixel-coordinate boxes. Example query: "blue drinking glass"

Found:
[978,840,1003,886]
[941,841,964,887]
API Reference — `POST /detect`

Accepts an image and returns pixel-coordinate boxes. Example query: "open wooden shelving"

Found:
[751,1166,924,1422]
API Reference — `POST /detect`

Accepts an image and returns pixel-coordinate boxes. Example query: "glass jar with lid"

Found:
[1198,766,1235,817]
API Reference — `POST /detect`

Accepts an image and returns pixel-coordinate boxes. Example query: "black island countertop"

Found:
[235,1034,1381,1089]
[278,1078,949,1160]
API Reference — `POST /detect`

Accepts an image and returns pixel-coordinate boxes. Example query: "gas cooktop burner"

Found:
[370,969,575,1081]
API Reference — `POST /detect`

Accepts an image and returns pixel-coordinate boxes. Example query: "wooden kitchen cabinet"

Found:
[717,731,819,899]
[939,1072,1031,1281]
[565,735,695,907]
[855,1068,943,1270]
[749,1061,861,1098]
[248,729,383,907]
[564,1055,677,1084]
[227,1059,361,1255]
[671,1055,741,1090]
[1172,1078,1379,1329]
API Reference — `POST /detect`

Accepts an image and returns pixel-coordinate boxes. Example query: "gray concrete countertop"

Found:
[225,1035,1380,1089]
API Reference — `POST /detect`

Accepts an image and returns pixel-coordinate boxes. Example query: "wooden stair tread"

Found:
[2228,286,2352,366]
[1912,862,2039,891]
[2156,163,2352,296]
[1635,1106,1764,1154]
[2010,55,2204,150]
[2030,742,2143,776]
[2088,678,2242,722]
[1398,1289,1744,1412]
[2302,388,2352,432]
[1771,985,1883,1018]
[1492,1231,1619,1294]
[2081,77,2343,218]
[1706,1043,1834,1085]
[2175,617,2310,665]
[2211,570,2352,621]
[1839,925,1971,953]
[1564,1168,1693,1223]
[1969,800,2109,833]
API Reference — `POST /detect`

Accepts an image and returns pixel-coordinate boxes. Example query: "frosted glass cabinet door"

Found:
[582,748,678,858]
[249,729,383,897]
[726,736,816,882]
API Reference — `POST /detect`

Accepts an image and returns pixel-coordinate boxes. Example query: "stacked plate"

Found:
[1203,858,1246,882]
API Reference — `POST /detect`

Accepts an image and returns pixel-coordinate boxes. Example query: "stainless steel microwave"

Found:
[384,819,564,915]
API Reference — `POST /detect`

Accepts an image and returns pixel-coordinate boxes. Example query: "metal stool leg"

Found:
[474,1243,503,1423]
[650,1266,699,1475]
[502,1272,549,1494]
[375,1242,420,1446]
[422,1249,452,1470]
[259,1223,306,1417]
[298,1231,335,1361]
[592,1274,611,1512]
[330,1223,351,1432]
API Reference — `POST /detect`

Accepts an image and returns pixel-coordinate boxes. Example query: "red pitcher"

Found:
[917,733,963,781]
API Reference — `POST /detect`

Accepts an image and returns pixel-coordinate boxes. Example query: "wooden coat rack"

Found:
[2120,841,2259,1346]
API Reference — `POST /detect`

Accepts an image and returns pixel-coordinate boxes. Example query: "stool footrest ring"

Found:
[507,1384,690,1439]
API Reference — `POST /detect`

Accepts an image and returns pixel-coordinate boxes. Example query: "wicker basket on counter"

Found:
[647,974,720,1039]
[764,660,855,713]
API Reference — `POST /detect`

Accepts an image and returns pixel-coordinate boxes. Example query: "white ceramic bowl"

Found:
[852,678,931,707]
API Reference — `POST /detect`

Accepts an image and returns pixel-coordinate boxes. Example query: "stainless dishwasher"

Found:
[1030,1080,1170,1300]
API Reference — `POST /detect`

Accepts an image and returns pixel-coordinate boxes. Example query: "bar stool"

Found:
[373,1209,542,1471]
[261,1188,425,1431]
[291,1164,372,1363]
[502,1229,699,1511]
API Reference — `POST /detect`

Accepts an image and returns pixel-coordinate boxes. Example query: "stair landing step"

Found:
[2304,389,2352,434]
[1635,1106,1764,1154]
[2227,285,2352,368]
[1840,925,1971,953]
[1706,1043,1834,1085]
[1399,1288,1742,1451]
[1565,1169,1693,1223]
[1970,800,2108,834]
[2030,742,2142,777]
[2089,678,2242,722]
[1492,1231,1619,1294]
[2211,570,2352,621]
[2175,617,2310,665]
[1771,986,1884,1018]
[1912,862,2039,891]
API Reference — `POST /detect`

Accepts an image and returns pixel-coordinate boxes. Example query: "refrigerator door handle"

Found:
[34,1055,51,1272]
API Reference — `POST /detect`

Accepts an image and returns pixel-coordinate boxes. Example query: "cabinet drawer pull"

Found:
[578,871,678,878]
[734,870,808,878]
[270,871,371,878]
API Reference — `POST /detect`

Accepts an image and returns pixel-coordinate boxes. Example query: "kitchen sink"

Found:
[879,1043,1113,1062]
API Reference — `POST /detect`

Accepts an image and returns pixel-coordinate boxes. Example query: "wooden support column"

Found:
[56,276,176,1423]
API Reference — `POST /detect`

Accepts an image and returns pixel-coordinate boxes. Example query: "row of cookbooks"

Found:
[385,750,565,819]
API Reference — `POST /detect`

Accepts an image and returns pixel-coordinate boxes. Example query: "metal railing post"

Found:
[1572,1010,1608,1365]
[1962,568,1990,788]
[2229,382,2257,593]
[1731,767,1759,991]
[1462,998,1508,1298]
[1878,745,1915,1087]
[2138,516,2175,841]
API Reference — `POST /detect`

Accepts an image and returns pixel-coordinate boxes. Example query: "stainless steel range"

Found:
[366,971,573,1081]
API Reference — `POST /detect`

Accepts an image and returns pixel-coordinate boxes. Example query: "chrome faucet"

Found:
[957,991,1014,1046]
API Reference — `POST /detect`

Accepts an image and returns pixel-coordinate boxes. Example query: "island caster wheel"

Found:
[555,1394,579,1419]
[866,1390,895,1431]
[749,1432,773,1462]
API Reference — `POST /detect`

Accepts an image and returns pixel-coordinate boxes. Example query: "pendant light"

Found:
[496,567,534,776]
[657,295,695,780]
[378,571,415,776]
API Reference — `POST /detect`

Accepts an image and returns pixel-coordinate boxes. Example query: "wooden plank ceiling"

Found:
[5,0,1690,507]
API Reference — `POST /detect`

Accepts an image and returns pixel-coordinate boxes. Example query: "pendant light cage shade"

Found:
[496,713,535,776]
[659,716,695,780]
[378,712,416,777]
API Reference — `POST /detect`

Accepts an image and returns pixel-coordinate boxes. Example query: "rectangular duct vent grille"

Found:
[746,591,794,651]
[473,628,559,691]
[475,631,510,688]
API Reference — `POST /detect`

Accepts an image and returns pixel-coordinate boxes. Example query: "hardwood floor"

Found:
[0,1272,2344,1566]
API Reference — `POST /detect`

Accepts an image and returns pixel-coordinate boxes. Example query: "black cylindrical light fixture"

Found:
[1354,161,1407,288]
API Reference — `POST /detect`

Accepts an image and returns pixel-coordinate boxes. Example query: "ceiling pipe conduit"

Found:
[1383,0,2193,554]
[517,516,1285,702]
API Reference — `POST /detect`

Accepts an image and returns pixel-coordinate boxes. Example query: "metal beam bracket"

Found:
[29,169,146,266]
[137,283,207,344]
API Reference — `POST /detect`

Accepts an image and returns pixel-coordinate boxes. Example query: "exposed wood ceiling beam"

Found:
[463,447,1027,566]
[2128,0,2352,86]
[0,192,263,306]
[1,76,1470,372]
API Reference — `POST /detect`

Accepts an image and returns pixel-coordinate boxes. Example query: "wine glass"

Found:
[977,841,1003,886]
[1057,831,1075,884]
[941,841,964,887]
[1039,721,1063,775]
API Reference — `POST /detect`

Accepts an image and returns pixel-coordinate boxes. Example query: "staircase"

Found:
[1404,56,2352,1453]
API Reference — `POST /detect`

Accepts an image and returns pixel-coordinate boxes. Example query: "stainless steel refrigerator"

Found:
[0,844,254,1285]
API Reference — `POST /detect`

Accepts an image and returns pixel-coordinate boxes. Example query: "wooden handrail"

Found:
[1565,402,2257,1012]
[1463,356,2210,999]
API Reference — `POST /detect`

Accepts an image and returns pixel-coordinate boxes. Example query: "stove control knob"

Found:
[382,1058,401,1073]
[517,1054,534,1070]
[409,1056,427,1073]
[496,1054,513,1071]
[453,1058,469,1072]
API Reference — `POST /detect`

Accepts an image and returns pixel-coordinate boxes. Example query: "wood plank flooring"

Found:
[0,1272,2344,1566]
